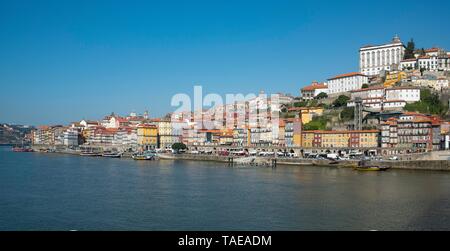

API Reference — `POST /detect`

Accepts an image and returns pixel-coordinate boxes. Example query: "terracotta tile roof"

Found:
[116,117,128,123]
[137,124,157,128]
[386,86,420,90]
[350,86,384,93]
[303,130,379,134]
[425,48,439,53]
[301,82,328,91]
[328,72,367,80]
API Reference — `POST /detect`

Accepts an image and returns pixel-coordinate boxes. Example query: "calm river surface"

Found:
[1,146,450,230]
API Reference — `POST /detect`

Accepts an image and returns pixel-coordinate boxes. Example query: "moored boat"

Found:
[355,166,381,171]
[80,151,102,157]
[102,152,122,158]
[132,151,156,160]
[12,147,34,152]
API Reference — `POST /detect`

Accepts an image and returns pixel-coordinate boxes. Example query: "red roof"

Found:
[328,72,366,80]
[137,124,157,128]
[386,87,420,90]
[303,130,379,134]
[301,82,328,91]
[425,48,439,53]
[116,117,128,123]
[350,86,384,93]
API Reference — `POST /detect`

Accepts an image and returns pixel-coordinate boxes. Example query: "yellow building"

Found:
[137,124,158,150]
[384,71,407,88]
[301,130,379,148]
[278,120,286,146]
[288,107,324,124]
[218,129,234,145]
[151,119,173,149]
[356,130,379,148]
[301,131,315,148]
[321,131,350,148]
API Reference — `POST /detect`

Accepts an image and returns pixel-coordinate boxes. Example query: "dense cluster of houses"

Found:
[31,36,450,154]
[30,107,450,154]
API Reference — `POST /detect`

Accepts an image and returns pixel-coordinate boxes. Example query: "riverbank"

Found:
[158,153,450,171]
[27,145,450,171]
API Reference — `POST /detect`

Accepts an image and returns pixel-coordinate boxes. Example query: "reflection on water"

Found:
[0,146,449,230]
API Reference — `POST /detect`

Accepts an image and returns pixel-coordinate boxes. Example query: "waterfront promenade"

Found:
[29,145,450,171]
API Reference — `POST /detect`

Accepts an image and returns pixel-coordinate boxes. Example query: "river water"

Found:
[0,146,449,230]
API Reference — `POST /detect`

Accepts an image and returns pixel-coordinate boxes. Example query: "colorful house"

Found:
[137,124,158,150]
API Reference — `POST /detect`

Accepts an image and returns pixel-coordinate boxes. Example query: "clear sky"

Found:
[1,0,450,125]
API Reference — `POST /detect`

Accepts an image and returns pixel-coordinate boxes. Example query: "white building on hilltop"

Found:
[326,72,368,95]
[360,35,406,76]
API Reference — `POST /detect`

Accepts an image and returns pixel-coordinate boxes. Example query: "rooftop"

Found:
[301,82,328,91]
[328,72,367,81]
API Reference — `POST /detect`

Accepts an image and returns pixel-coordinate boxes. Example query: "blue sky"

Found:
[1,0,450,125]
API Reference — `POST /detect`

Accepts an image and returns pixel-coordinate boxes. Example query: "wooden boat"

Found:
[132,152,155,160]
[12,147,34,152]
[355,166,381,171]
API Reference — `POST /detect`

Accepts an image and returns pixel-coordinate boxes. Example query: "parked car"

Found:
[287,152,298,158]
[249,150,258,156]
[218,151,229,156]
[389,156,399,161]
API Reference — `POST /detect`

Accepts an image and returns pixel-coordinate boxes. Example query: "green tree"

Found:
[332,95,350,108]
[404,89,449,115]
[308,99,319,107]
[419,48,426,56]
[404,38,415,59]
[316,92,328,99]
[303,116,329,130]
[172,143,187,153]
[293,101,308,107]
[340,107,355,121]
[361,84,369,89]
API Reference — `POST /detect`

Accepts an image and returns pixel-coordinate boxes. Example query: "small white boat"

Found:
[102,152,122,158]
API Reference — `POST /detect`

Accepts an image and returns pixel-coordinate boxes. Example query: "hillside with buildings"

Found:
[28,35,450,156]
[0,124,34,145]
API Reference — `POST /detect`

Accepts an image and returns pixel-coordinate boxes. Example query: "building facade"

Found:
[326,72,368,95]
[137,124,158,150]
[301,81,328,100]
[359,35,405,76]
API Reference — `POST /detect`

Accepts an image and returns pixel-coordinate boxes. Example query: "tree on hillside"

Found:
[404,89,449,116]
[293,101,308,107]
[303,116,329,130]
[340,107,355,121]
[332,95,350,108]
[316,92,328,99]
[361,84,369,89]
[419,48,426,56]
[404,38,416,59]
